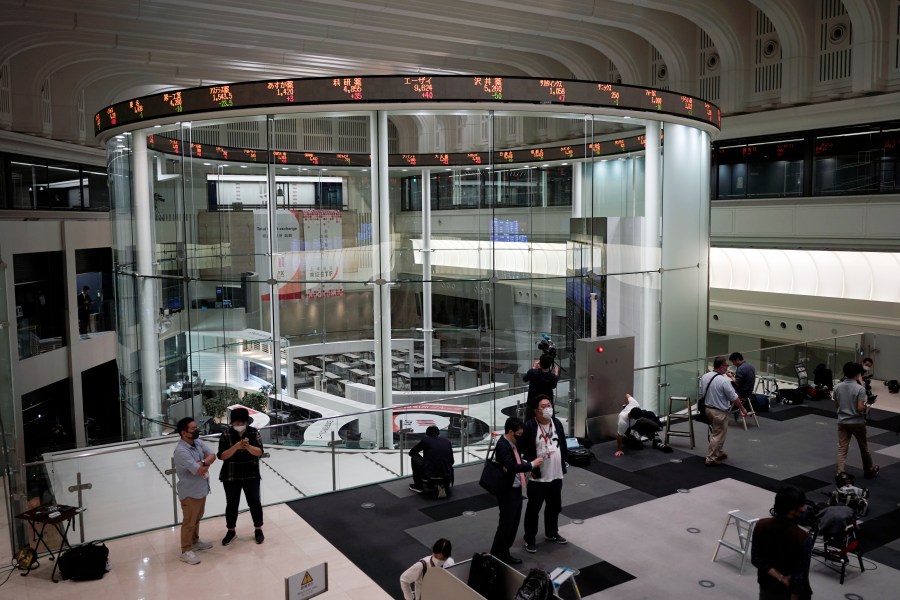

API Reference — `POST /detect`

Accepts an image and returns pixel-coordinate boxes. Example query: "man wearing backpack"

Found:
[699,356,747,466]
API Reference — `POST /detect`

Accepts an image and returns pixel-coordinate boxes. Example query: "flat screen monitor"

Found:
[410,375,446,392]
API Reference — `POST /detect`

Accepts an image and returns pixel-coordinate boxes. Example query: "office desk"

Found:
[304,365,323,374]
[16,504,83,582]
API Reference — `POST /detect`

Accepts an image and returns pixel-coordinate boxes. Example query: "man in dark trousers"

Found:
[523,354,559,413]
[408,425,454,495]
[489,417,543,566]
[519,395,568,554]
[77,285,92,334]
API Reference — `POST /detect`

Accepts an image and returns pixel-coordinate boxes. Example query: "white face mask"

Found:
[542,407,553,420]
[233,425,246,434]
[432,558,445,568]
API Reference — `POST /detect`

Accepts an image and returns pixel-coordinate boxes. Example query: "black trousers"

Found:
[223,479,264,529]
[524,478,563,543]
[411,455,425,487]
[490,485,523,560]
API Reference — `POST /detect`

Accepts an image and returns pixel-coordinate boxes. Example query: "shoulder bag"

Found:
[696,372,721,425]
[478,435,506,496]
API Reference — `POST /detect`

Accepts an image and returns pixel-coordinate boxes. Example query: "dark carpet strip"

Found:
[781,474,833,493]
[573,560,635,596]
[419,486,498,521]
[563,488,656,521]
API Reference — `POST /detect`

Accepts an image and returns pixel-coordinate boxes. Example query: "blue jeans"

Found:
[223,479,263,529]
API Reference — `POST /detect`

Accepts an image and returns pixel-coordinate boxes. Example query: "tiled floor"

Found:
[4,393,900,599]
[0,503,390,599]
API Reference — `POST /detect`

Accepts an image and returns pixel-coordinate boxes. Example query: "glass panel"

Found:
[13,251,67,359]
[813,130,879,195]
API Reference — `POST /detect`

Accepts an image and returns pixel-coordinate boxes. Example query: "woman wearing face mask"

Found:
[217,407,265,545]
[519,394,568,555]
[751,486,813,600]
[399,538,454,600]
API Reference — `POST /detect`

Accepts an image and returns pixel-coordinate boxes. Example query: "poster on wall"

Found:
[302,209,344,299]
[257,209,344,301]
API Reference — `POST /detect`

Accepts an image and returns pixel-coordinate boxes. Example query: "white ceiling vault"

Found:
[1,0,899,148]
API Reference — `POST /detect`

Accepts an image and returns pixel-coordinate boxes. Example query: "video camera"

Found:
[536,334,557,359]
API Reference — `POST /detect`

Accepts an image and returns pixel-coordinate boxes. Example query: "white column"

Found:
[422,168,433,375]
[640,122,662,412]
[133,130,161,435]
[266,117,281,403]
[373,111,394,448]
[571,161,582,218]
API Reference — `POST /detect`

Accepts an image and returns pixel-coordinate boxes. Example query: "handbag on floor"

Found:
[57,540,110,581]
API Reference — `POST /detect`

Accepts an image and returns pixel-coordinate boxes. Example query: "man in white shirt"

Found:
[520,395,568,554]
[699,356,747,466]
[399,538,454,600]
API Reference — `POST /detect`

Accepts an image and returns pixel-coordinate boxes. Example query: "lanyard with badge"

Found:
[537,421,556,458]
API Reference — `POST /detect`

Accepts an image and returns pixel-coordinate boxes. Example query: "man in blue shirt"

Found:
[173,417,216,565]
[729,352,756,406]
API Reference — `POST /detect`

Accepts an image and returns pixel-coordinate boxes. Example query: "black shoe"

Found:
[505,556,523,565]
[255,529,265,544]
[408,483,424,493]
[222,530,236,546]
[524,542,537,553]
[546,534,567,545]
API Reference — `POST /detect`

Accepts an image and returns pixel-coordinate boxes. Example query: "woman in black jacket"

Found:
[488,417,543,565]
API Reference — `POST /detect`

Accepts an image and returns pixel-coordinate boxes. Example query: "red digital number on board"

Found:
[559,146,574,158]
[304,152,320,165]
[530,148,544,160]
[473,77,503,100]
[403,77,434,99]
[645,90,662,110]
[163,92,183,112]
[272,151,287,164]
[215,146,229,160]
[191,143,202,157]
[598,84,620,105]
[499,150,514,162]
[243,149,257,161]
[614,139,625,151]
[588,142,602,155]
[266,80,295,102]
[435,154,449,165]
[680,96,693,113]
[402,154,417,166]
[106,106,117,125]
[333,77,363,100]
[540,79,566,102]
[467,153,482,164]
[130,99,144,117]
[336,154,351,165]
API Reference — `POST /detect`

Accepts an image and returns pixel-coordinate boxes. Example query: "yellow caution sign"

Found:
[286,562,328,599]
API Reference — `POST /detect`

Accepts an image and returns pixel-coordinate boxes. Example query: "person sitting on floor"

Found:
[408,425,454,495]
[614,393,672,457]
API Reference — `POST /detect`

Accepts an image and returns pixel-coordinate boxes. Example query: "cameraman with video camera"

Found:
[524,353,559,414]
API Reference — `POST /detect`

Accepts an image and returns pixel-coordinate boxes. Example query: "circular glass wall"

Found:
[100,76,718,445]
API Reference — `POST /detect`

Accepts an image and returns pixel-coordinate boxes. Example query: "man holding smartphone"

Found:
[217,407,265,545]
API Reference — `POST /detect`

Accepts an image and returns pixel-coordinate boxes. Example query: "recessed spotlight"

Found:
[203,163,211,166]
[240,165,248,168]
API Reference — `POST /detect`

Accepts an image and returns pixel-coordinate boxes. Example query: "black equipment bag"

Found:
[888,380,900,394]
[514,568,553,600]
[566,446,592,467]
[468,552,501,600]
[749,393,770,412]
[57,540,109,581]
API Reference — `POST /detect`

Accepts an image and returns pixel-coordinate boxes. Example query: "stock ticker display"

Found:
[102,76,718,168]
[97,75,721,135]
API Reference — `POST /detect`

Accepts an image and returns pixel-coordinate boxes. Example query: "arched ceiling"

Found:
[0,0,897,147]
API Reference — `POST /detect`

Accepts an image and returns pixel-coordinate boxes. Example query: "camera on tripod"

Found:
[536,334,557,359]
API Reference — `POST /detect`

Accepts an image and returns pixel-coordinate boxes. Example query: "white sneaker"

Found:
[192,540,213,551]
[179,550,201,565]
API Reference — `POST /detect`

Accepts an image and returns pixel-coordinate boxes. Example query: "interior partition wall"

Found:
[101,77,719,442]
